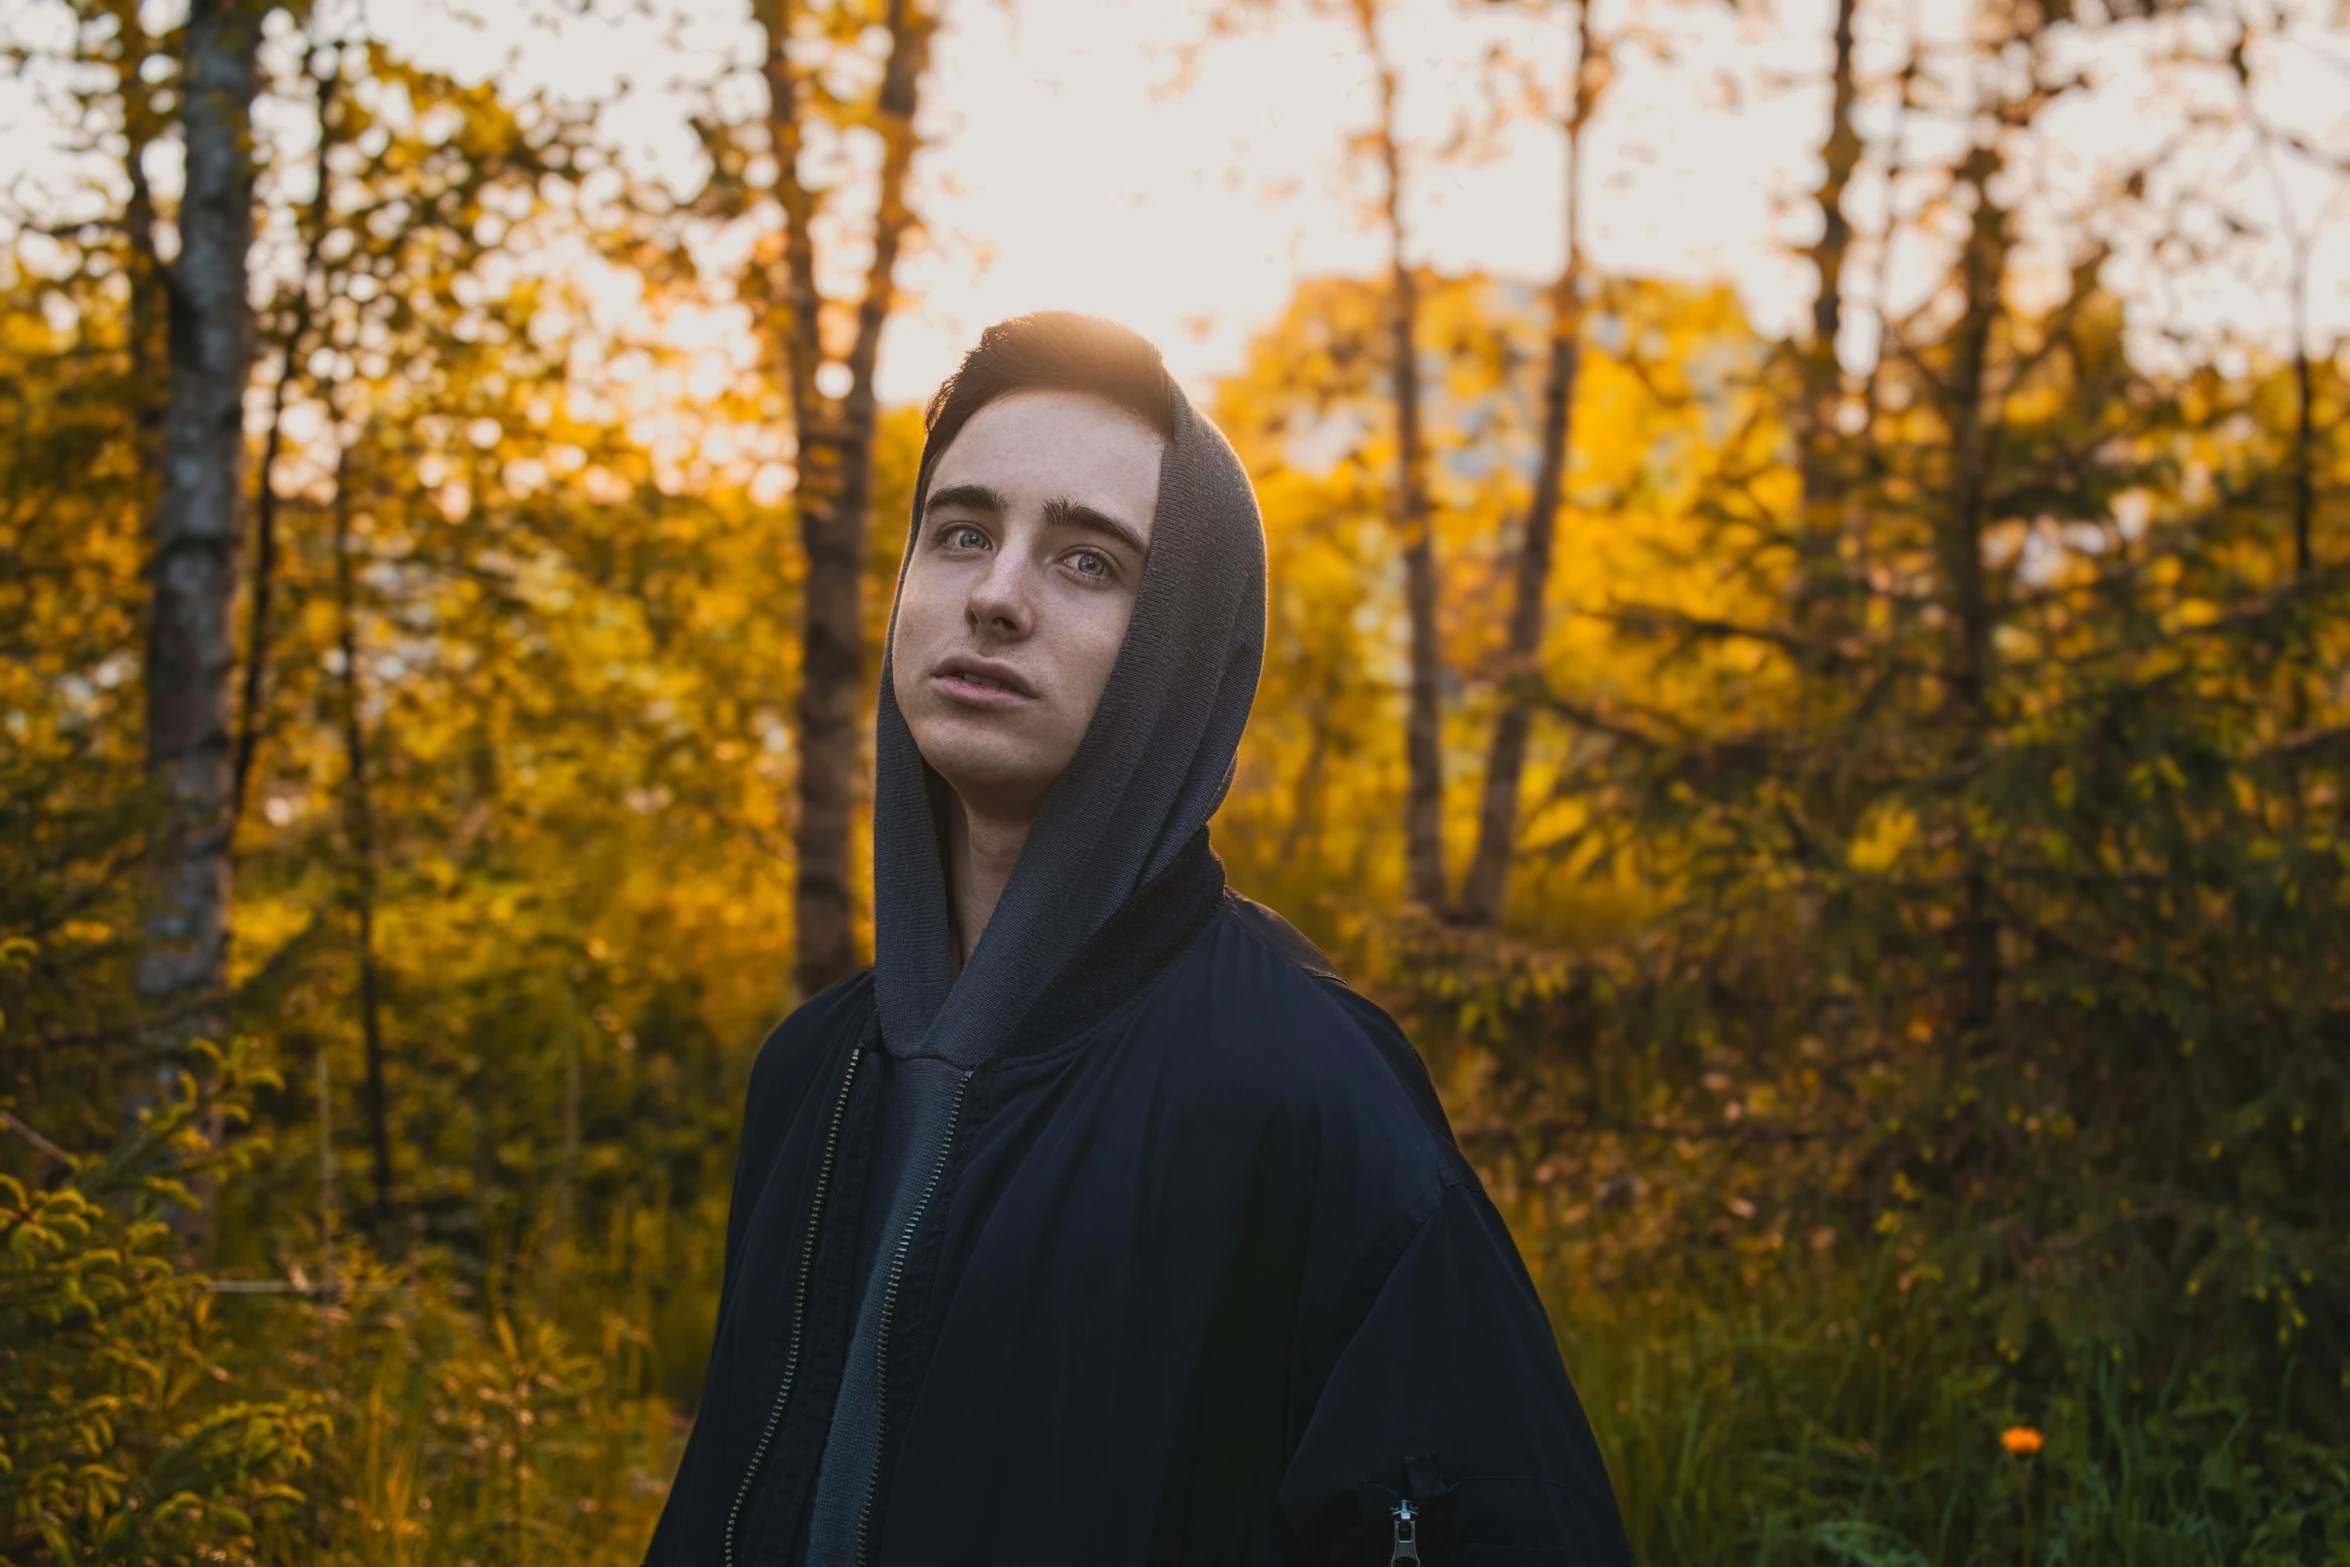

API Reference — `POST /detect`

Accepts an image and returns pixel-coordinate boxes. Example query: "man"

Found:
[647,313,1631,1566]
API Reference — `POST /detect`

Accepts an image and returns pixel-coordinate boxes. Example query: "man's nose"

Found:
[965,550,1034,639]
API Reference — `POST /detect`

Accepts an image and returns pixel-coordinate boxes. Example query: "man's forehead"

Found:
[932,390,1165,475]
[927,388,1165,535]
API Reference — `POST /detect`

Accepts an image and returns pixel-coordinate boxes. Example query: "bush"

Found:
[1,1055,324,1566]
[248,1266,680,1567]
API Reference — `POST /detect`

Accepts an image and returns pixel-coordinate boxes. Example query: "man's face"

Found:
[890,388,1165,822]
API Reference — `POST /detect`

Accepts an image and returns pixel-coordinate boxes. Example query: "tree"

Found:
[1440,0,2350,1548]
[1459,0,1608,925]
[742,0,942,998]
[1212,271,1780,934]
[1793,0,1862,561]
[1,7,909,1558]
[228,46,340,844]
[137,0,265,1068]
[1354,0,1450,910]
[1198,0,1448,908]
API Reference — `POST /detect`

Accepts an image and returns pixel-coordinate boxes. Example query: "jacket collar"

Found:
[994,827,1227,1059]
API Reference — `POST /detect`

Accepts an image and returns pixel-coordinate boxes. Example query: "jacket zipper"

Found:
[721,1043,865,1567]
[852,1068,974,1567]
[1390,1497,1421,1565]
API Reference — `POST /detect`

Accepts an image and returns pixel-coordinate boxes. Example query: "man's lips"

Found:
[931,655,1037,707]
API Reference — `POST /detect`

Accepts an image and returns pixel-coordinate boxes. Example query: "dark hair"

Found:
[923,312,1177,461]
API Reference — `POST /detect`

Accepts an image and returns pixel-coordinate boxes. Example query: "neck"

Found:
[943,792,1033,966]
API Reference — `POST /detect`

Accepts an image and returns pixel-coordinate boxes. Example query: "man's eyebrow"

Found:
[1042,497,1150,559]
[924,482,1004,517]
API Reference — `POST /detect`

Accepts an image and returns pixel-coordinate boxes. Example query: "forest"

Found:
[1,0,2346,1560]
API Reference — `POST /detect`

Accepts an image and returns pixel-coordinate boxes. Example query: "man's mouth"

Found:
[932,656,1036,706]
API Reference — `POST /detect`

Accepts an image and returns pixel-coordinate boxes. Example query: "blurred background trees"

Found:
[1,0,2345,1561]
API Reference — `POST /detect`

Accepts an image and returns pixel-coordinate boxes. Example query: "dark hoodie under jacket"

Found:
[644,376,1632,1567]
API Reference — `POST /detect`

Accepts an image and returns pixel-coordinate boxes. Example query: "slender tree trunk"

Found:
[315,1046,335,1358]
[1279,653,1349,867]
[1795,0,1863,633]
[798,0,935,997]
[1940,128,2014,1035]
[755,0,825,426]
[1460,0,1602,927]
[231,390,286,841]
[1352,1,1445,909]
[1806,0,1860,379]
[2290,292,2314,585]
[1394,258,1445,910]
[232,58,340,842]
[757,0,839,996]
[315,1048,334,1303]
[138,0,262,1061]
[333,450,395,1225]
[1280,714,1334,869]
[2233,40,2317,741]
[102,0,172,457]
[756,0,937,998]
[2286,266,2318,770]
[555,980,582,1251]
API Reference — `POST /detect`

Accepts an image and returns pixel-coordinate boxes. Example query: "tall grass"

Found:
[228,1269,678,1567]
[1556,1264,2350,1566]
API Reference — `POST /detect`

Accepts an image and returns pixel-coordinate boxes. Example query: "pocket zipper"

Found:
[1390,1497,1421,1565]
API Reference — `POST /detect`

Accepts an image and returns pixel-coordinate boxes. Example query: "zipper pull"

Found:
[1389,1497,1420,1565]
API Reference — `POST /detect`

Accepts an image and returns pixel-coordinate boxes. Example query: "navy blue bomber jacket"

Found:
[644,836,1633,1567]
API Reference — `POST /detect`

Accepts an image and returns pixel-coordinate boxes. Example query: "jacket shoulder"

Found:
[1220,890,1341,980]
[740,968,875,1156]
[1188,893,1463,1169]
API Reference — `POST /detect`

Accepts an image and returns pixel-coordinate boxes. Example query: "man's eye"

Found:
[1070,551,1108,578]
[945,525,989,550]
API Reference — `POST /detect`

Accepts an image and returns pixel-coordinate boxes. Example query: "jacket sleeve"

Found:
[643,985,871,1567]
[1275,1176,1634,1566]
[713,981,873,1316]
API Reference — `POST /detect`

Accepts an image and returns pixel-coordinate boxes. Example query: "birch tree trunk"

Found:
[138,0,261,1054]
[1459,0,1603,926]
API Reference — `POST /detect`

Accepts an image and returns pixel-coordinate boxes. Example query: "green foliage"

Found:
[8,1,2350,1562]
[1558,1274,2350,1565]
[1294,250,2350,1567]
[3,29,729,1559]
[225,1274,675,1567]
[1,1057,325,1567]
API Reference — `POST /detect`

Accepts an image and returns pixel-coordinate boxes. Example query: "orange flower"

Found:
[2000,1425,2045,1456]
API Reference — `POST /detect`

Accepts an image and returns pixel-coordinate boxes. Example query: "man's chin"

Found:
[912,732,1063,822]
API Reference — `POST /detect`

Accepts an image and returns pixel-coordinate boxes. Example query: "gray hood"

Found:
[870,384,1267,1064]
